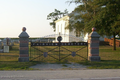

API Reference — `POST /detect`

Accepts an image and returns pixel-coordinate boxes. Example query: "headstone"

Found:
[3,38,10,52]
[18,27,29,62]
[3,38,11,46]
[0,40,2,49]
[11,40,14,46]
[3,38,7,46]
[0,40,3,53]
[88,28,100,61]
[7,38,11,46]
[3,46,9,53]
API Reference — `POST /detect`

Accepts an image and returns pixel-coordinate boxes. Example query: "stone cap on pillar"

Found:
[92,27,96,31]
[22,27,26,32]
[88,27,100,38]
[19,27,29,38]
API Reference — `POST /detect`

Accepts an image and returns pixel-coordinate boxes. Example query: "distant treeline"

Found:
[0,38,19,40]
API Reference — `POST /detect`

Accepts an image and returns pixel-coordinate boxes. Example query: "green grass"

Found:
[0,43,19,61]
[0,61,38,70]
[78,45,120,69]
[0,43,120,70]
[0,43,38,70]
[79,60,120,69]
[99,46,120,61]
[29,44,120,69]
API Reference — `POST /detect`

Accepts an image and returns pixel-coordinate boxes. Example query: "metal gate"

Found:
[29,36,88,63]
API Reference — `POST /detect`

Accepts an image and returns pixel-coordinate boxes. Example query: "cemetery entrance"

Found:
[29,36,88,63]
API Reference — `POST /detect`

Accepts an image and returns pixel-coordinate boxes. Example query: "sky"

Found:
[0,0,77,38]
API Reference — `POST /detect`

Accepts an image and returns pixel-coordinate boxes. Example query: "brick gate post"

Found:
[88,28,100,61]
[18,27,29,62]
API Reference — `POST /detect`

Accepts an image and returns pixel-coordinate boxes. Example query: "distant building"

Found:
[55,11,88,42]
[55,12,105,42]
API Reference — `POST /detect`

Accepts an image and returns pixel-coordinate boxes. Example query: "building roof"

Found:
[55,11,81,23]
[55,15,69,23]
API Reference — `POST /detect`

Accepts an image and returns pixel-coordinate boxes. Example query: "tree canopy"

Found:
[67,0,120,50]
[47,9,68,31]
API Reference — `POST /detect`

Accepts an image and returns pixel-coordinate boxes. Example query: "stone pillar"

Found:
[88,28,100,61]
[18,27,29,62]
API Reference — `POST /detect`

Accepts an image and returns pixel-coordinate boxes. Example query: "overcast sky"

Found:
[0,0,77,38]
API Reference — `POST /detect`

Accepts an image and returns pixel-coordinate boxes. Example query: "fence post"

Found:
[18,27,29,62]
[88,27,100,61]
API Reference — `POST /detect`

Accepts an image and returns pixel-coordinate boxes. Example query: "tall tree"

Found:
[66,5,85,35]
[87,0,120,50]
[67,0,120,50]
[66,0,100,35]
[47,9,68,31]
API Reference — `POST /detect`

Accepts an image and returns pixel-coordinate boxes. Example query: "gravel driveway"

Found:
[29,63,87,70]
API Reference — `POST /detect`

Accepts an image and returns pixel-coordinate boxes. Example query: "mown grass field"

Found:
[0,43,19,61]
[0,43,37,70]
[80,45,120,69]
[0,43,120,70]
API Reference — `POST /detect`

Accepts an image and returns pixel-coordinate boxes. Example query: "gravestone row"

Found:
[0,38,15,53]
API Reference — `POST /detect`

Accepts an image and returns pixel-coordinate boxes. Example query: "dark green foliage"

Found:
[47,9,69,31]
[67,0,120,50]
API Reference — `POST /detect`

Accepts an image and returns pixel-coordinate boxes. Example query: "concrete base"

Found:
[88,56,100,61]
[18,57,29,62]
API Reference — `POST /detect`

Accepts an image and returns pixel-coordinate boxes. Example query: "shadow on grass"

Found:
[79,60,120,69]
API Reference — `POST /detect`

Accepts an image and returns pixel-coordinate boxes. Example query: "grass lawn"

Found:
[0,43,120,70]
[0,61,38,70]
[79,45,120,69]
[0,43,37,70]
[0,43,19,61]
[79,60,120,69]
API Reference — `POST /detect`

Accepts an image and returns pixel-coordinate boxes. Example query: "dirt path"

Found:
[29,63,88,70]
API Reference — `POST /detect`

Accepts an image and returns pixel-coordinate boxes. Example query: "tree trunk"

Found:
[113,32,116,50]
